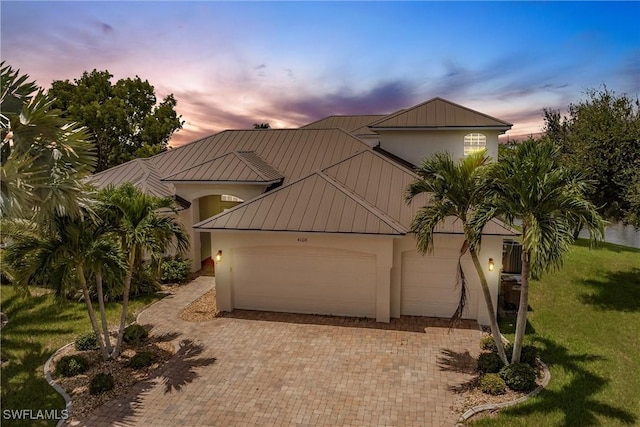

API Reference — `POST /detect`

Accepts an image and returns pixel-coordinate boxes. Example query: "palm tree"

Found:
[474,139,605,363]
[1,214,125,359]
[406,151,509,364]
[98,183,189,357]
[1,62,95,223]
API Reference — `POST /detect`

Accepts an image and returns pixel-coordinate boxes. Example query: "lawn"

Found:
[469,240,640,426]
[0,286,163,427]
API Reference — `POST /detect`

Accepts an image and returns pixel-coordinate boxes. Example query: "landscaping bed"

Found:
[50,331,175,420]
[179,288,217,322]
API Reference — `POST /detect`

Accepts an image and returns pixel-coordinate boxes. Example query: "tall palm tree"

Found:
[406,151,509,364]
[474,139,605,363]
[1,62,95,223]
[1,214,125,359]
[98,183,189,357]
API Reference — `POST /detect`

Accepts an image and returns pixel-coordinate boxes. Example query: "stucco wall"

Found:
[377,129,502,165]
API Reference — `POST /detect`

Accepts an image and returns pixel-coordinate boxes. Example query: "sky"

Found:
[2,1,639,147]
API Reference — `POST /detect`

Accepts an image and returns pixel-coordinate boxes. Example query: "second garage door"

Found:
[401,249,478,319]
[232,246,376,318]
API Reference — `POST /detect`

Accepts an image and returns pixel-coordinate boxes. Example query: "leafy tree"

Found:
[406,151,509,364]
[98,183,189,356]
[0,62,95,223]
[49,70,183,172]
[543,87,640,226]
[474,139,604,363]
[253,123,270,129]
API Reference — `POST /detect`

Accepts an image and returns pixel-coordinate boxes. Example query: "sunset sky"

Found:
[2,1,639,146]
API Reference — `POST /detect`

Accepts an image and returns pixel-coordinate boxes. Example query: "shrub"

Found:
[480,336,498,353]
[129,351,156,369]
[500,363,537,392]
[477,351,505,373]
[56,355,90,377]
[519,345,539,367]
[480,373,506,395]
[75,332,98,351]
[89,372,114,395]
[123,323,148,345]
[130,262,161,297]
[161,258,191,284]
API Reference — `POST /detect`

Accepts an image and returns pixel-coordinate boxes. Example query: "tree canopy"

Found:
[543,87,640,227]
[49,70,183,172]
[0,62,94,223]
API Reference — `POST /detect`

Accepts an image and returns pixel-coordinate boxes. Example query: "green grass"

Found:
[469,240,640,427]
[0,286,163,427]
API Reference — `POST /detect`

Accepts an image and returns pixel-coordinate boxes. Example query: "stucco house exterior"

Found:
[91,97,518,325]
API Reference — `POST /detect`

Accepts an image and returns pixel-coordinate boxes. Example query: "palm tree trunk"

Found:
[511,248,530,364]
[77,265,109,360]
[470,248,508,365]
[112,251,136,358]
[95,270,113,356]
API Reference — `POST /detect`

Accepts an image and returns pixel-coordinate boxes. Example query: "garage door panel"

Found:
[232,246,376,317]
[401,251,477,319]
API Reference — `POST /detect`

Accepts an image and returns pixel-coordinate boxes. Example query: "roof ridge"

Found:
[317,171,407,234]
[321,147,418,178]
[368,97,512,128]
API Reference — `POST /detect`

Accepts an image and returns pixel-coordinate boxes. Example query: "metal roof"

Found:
[88,158,174,198]
[149,128,368,184]
[195,148,519,236]
[163,151,283,183]
[369,97,513,129]
[301,115,386,136]
[194,171,407,235]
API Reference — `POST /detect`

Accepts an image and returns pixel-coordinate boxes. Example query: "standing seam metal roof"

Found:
[369,97,513,129]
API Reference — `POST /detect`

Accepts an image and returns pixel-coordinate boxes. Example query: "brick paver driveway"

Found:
[73,277,482,426]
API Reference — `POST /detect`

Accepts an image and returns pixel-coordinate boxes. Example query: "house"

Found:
[91,97,518,325]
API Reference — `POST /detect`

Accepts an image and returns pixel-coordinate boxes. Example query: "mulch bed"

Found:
[51,332,175,420]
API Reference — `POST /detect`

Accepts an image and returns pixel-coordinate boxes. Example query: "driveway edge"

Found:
[456,358,551,425]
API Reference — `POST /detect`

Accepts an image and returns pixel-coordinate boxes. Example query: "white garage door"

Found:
[401,250,477,319]
[232,246,376,318]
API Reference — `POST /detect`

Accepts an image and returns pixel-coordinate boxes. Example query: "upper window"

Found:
[464,133,486,156]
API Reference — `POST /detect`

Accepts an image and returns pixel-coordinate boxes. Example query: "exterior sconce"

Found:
[488,258,495,272]
[215,250,222,262]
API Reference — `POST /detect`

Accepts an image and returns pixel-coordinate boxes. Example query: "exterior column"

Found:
[189,198,201,272]
[375,266,391,323]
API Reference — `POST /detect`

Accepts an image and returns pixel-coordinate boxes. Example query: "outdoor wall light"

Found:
[215,250,223,262]
[488,258,495,272]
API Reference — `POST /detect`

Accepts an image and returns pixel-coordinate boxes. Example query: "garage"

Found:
[231,245,377,318]
[400,249,478,319]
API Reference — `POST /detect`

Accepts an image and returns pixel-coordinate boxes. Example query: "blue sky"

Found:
[2,1,638,146]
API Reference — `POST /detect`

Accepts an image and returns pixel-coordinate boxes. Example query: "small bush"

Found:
[56,355,90,377]
[500,363,537,392]
[519,345,538,367]
[480,373,506,395]
[130,263,161,297]
[89,372,114,395]
[75,332,98,351]
[477,351,505,373]
[480,336,498,353]
[161,258,191,284]
[123,323,148,345]
[129,351,156,369]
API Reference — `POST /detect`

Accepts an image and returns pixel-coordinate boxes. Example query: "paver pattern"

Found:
[72,277,481,426]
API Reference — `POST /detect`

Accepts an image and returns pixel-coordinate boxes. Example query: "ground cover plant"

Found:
[0,285,160,427]
[469,240,640,426]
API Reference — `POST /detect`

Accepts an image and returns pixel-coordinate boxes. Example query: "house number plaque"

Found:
[297,237,308,243]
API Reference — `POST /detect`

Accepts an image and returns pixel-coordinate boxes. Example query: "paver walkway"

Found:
[72,276,482,426]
